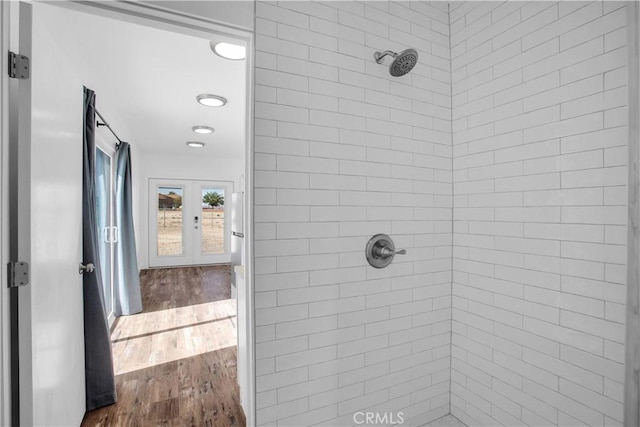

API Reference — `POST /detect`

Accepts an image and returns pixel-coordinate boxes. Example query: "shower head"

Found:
[374,48,418,77]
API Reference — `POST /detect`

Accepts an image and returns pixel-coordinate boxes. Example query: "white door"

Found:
[7,2,86,425]
[149,179,232,267]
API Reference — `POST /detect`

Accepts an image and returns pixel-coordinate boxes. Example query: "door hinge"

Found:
[7,262,29,288]
[8,51,29,80]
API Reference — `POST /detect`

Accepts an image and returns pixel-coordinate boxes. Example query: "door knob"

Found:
[365,234,406,268]
[79,263,95,275]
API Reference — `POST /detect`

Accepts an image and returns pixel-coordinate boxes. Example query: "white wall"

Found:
[143,1,254,31]
[450,2,628,426]
[253,2,452,425]
[135,151,243,269]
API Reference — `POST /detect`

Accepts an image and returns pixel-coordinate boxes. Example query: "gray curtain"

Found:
[83,87,117,410]
[114,142,142,315]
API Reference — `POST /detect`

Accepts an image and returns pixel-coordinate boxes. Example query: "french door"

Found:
[149,179,232,267]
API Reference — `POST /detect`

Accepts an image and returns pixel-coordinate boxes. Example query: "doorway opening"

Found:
[18,1,254,425]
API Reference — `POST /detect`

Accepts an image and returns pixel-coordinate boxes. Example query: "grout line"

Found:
[447,1,455,417]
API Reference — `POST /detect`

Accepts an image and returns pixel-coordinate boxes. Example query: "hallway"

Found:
[81,265,245,427]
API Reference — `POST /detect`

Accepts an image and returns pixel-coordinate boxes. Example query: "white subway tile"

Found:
[561,344,624,383]
[495,71,560,107]
[523,379,604,426]
[524,36,604,82]
[257,335,307,359]
[276,189,339,206]
[256,303,309,327]
[561,47,627,84]
[525,74,603,113]
[523,317,603,355]
[255,205,309,222]
[561,126,627,154]
[257,2,309,29]
[560,310,625,343]
[604,186,628,206]
[524,112,603,144]
[309,173,366,191]
[605,106,627,128]
[562,8,625,51]
[605,66,627,90]
[278,23,337,51]
[559,379,623,421]
[255,239,309,258]
[277,253,339,273]
[562,165,627,188]
[276,222,339,239]
[276,345,336,372]
[497,38,559,78]
[495,4,558,50]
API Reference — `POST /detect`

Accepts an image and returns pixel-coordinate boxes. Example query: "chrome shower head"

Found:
[374,48,418,77]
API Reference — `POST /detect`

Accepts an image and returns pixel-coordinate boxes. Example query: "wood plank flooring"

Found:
[81,265,245,427]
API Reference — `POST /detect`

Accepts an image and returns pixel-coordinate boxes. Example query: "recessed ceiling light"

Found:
[211,41,246,60]
[186,141,206,148]
[192,126,215,134]
[196,94,227,107]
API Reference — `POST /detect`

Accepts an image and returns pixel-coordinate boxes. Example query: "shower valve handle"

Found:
[375,246,406,258]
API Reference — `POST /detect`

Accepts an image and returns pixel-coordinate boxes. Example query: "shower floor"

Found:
[424,414,467,427]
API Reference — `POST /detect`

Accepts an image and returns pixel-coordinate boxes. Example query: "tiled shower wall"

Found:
[253,1,453,425]
[450,2,628,426]
[253,1,629,426]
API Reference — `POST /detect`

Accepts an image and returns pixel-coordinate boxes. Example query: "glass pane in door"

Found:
[157,186,184,256]
[201,187,225,254]
[95,149,113,316]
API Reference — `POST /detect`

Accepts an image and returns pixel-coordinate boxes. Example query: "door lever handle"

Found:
[79,263,95,275]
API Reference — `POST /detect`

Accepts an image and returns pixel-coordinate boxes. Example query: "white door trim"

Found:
[625,2,640,425]
[7,2,34,425]
[0,2,12,425]
[1,1,256,425]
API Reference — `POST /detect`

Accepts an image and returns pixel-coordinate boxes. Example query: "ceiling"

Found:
[37,4,247,159]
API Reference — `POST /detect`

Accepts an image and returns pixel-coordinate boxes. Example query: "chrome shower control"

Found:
[375,247,407,258]
[365,234,406,269]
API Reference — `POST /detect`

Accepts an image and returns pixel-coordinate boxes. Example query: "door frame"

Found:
[0,2,14,425]
[0,1,256,425]
[625,1,640,425]
[4,2,33,425]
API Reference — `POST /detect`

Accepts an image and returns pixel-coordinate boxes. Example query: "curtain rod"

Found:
[95,109,125,147]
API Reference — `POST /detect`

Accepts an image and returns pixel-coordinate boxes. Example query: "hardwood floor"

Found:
[81,265,245,427]
[140,265,232,313]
